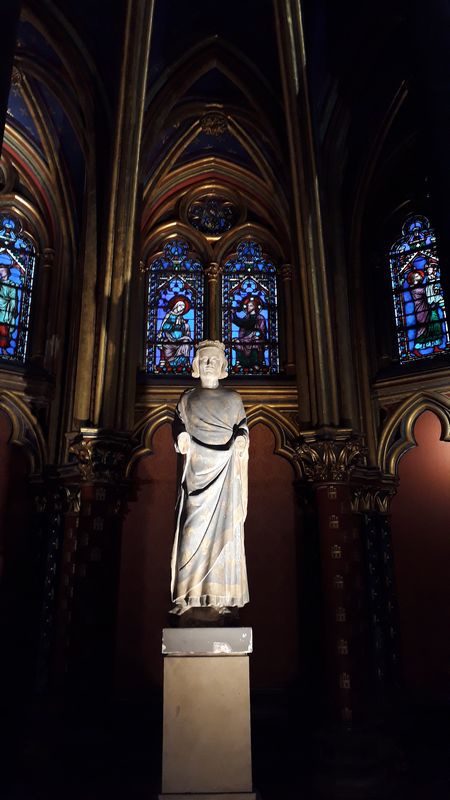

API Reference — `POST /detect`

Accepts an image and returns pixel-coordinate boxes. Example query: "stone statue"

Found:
[170,340,250,620]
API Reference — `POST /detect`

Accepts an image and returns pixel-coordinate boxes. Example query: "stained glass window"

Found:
[146,237,203,374]
[389,215,450,363]
[222,240,279,375]
[0,214,36,363]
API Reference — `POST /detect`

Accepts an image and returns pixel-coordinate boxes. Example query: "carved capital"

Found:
[205,261,222,280]
[349,468,397,512]
[280,263,293,281]
[42,248,55,270]
[69,429,133,483]
[200,111,228,136]
[295,430,367,482]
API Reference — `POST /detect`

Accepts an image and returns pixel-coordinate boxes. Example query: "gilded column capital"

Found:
[349,470,398,512]
[280,263,293,281]
[69,428,133,483]
[42,247,55,269]
[294,429,367,482]
[205,261,222,281]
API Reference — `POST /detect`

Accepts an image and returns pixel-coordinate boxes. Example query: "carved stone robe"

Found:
[171,386,249,614]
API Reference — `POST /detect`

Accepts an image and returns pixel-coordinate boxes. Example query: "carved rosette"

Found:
[200,111,228,136]
[295,432,367,483]
[69,429,132,483]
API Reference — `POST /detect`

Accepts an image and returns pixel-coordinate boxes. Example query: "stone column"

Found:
[274,0,340,426]
[32,247,54,363]
[93,0,155,431]
[52,430,132,695]
[280,263,295,374]
[295,430,368,724]
[205,261,222,340]
[351,474,401,693]
[32,473,67,691]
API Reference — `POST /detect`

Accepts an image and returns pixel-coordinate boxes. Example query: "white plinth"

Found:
[160,627,255,799]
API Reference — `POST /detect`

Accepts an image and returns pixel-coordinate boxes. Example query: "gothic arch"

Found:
[143,37,280,159]
[127,404,176,476]
[378,390,450,476]
[143,221,213,266]
[0,390,46,475]
[215,223,286,265]
[246,405,300,476]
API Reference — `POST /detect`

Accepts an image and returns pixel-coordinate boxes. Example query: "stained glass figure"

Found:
[0,214,36,362]
[146,237,203,374]
[187,196,238,236]
[222,240,279,375]
[389,215,450,362]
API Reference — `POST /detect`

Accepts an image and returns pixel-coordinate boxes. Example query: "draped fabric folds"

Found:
[170,387,249,614]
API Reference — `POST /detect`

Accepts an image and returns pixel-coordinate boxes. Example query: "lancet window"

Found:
[389,215,450,363]
[146,235,280,376]
[0,213,36,363]
[221,239,279,375]
[146,237,204,374]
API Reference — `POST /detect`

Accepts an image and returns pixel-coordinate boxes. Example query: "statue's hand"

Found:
[235,435,248,457]
[176,431,191,455]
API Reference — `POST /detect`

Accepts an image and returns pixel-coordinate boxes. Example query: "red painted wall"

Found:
[391,410,450,699]
[116,421,300,695]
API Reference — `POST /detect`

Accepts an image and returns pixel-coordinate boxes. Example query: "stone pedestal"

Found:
[159,627,256,800]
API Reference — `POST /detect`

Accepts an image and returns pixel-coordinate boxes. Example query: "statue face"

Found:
[198,346,222,385]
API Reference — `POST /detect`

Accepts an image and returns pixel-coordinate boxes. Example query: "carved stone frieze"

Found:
[294,430,367,482]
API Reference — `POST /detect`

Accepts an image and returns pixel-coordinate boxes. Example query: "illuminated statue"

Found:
[170,340,249,618]
[0,265,18,355]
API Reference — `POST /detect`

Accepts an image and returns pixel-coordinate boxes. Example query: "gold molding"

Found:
[213,222,286,265]
[135,382,298,411]
[142,220,214,266]
[128,393,300,476]
[142,156,290,247]
[378,390,450,476]
[178,183,246,242]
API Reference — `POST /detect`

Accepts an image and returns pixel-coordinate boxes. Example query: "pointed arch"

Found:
[143,36,281,156]
[127,404,176,476]
[143,221,213,266]
[245,404,300,475]
[0,389,46,475]
[378,390,450,476]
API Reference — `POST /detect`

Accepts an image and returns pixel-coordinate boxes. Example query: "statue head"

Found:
[192,340,228,386]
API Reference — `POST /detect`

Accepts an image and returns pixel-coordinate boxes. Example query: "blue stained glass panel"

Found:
[0,214,36,363]
[146,238,203,374]
[222,240,279,375]
[389,215,450,363]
